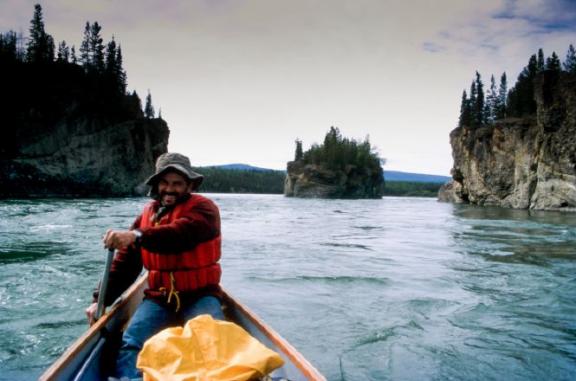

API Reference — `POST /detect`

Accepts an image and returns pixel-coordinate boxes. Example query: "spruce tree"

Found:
[105,38,117,72]
[486,75,497,124]
[144,90,155,118]
[26,4,54,63]
[90,22,105,72]
[474,72,485,126]
[70,46,77,64]
[295,139,303,160]
[469,80,477,127]
[563,44,576,73]
[79,22,91,69]
[116,46,127,94]
[458,90,471,127]
[496,72,507,120]
[546,52,561,72]
[56,40,69,62]
[0,31,18,62]
[537,48,545,72]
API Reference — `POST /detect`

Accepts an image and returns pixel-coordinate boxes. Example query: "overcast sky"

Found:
[1,0,575,175]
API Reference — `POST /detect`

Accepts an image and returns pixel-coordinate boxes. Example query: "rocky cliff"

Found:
[440,71,576,211]
[0,117,169,198]
[284,160,383,199]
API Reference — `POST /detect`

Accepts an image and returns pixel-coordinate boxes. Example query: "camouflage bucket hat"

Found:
[145,152,204,189]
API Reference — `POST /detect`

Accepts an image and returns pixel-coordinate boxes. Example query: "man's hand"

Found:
[103,229,137,250]
[85,302,98,326]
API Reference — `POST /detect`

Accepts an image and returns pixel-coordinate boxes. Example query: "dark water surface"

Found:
[0,195,575,380]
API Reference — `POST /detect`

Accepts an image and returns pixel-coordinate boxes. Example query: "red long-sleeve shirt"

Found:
[93,194,221,305]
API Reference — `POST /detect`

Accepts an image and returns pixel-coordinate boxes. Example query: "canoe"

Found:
[39,275,326,381]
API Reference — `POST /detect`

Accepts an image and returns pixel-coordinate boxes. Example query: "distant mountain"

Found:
[384,171,450,183]
[207,164,450,184]
[209,163,278,172]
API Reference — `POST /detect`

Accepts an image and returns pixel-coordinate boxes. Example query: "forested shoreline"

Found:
[195,165,442,197]
[458,45,576,128]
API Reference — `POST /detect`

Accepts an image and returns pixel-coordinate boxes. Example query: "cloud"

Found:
[423,0,575,80]
[494,0,576,31]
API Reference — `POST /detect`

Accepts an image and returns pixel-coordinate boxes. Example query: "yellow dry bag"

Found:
[137,314,284,381]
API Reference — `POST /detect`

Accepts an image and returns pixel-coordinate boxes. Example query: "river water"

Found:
[0,195,575,380]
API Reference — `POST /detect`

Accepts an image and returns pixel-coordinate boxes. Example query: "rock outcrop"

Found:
[284,160,383,199]
[0,117,169,197]
[442,71,576,211]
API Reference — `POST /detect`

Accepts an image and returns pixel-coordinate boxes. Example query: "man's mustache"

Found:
[161,191,180,197]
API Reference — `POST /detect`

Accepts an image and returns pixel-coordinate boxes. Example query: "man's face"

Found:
[157,171,192,206]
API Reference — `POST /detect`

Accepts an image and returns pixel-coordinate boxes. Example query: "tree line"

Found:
[194,167,286,194]
[194,165,441,197]
[294,126,384,173]
[458,44,576,128]
[0,3,157,120]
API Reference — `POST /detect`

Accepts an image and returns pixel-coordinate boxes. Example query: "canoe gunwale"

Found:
[221,287,326,381]
[40,277,325,381]
[39,275,148,381]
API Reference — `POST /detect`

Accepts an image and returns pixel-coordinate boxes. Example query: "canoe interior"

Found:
[40,276,325,381]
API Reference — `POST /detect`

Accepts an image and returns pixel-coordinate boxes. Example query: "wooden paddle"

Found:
[95,248,115,321]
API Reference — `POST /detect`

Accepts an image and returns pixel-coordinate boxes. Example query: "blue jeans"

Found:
[115,296,225,379]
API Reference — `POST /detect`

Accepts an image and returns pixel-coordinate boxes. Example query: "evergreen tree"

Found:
[458,90,471,127]
[70,46,77,64]
[486,75,498,124]
[294,139,303,160]
[79,22,90,68]
[144,90,155,118]
[496,72,507,119]
[116,45,127,93]
[90,22,105,72]
[473,71,485,126]
[563,44,576,73]
[105,38,117,72]
[546,51,561,72]
[0,31,18,62]
[507,54,538,117]
[469,80,477,127]
[56,40,70,62]
[527,54,538,76]
[537,48,545,72]
[26,3,54,63]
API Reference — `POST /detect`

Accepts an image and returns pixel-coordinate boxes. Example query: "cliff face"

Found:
[442,71,576,211]
[0,117,169,197]
[284,160,383,199]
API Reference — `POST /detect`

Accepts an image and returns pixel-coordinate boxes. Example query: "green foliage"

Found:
[546,52,561,72]
[194,167,286,194]
[496,72,507,119]
[507,54,539,117]
[26,4,54,64]
[298,126,383,172]
[459,44,575,125]
[0,31,24,62]
[564,44,576,73]
[458,90,471,127]
[145,90,155,118]
[195,167,438,197]
[294,139,303,161]
[0,3,149,158]
[383,181,442,197]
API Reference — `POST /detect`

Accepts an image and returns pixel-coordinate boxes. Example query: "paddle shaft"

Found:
[95,248,115,320]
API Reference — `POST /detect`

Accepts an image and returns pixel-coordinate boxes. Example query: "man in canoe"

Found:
[86,152,224,380]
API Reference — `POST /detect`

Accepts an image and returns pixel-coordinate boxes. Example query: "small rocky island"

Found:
[0,5,168,198]
[284,127,384,199]
[440,47,576,211]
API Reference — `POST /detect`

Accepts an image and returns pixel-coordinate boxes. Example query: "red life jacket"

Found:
[140,194,221,306]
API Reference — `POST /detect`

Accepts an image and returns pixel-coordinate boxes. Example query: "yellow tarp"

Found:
[137,314,285,381]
